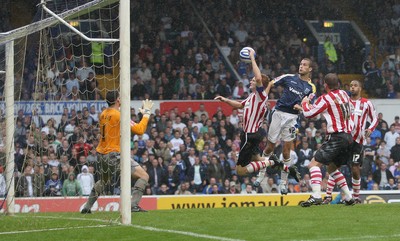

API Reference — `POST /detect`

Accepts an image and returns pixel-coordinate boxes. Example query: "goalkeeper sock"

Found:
[131,178,147,207]
[85,181,103,209]
[85,189,98,210]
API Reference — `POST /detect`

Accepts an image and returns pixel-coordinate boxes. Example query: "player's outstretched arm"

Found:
[249,48,262,86]
[131,99,153,135]
[214,96,243,109]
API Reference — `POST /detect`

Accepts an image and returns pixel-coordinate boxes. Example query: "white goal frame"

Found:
[0,0,132,224]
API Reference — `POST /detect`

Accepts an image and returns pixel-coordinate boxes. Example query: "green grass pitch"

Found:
[0,204,399,241]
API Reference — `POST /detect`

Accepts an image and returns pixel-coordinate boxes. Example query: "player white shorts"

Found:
[268,109,298,143]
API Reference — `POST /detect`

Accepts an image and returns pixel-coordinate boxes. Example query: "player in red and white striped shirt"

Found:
[323,80,378,204]
[215,48,278,176]
[300,73,355,207]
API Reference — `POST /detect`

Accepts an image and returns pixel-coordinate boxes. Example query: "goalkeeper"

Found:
[81,90,153,213]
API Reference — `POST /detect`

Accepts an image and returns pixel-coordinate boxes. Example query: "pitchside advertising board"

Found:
[1,191,399,213]
[0,100,277,119]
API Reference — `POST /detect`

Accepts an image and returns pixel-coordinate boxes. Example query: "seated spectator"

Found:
[373,162,395,189]
[156,183,170,195]
[241,184,256,194]
[44,172,62,196]
[261,177,278,193]
[390,137,400,162]
[174,181,192,195]
[226,181,240,194]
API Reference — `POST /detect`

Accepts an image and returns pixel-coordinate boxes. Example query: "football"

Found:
[239,47,256,63]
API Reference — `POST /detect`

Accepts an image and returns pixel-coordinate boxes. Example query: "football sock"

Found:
[282,158,291,172]
[352,178,361,199]
[310,166,322,198]
[280,169,289,185]
[246,158,273,173]
[255,153,272,182]
[330,170,352,201]
[326,174,335,197]
[84,189,97,210]
[84,181,103,210]
[131,178,147,207]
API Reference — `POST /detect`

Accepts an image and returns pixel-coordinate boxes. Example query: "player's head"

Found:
[298,58,312,76]
[261,74,270,88]
[350,80,362,97]
[250,74,270,90]
[106,90,120,107]
[324,73,339,90]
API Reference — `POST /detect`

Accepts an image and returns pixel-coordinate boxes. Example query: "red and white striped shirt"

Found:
[240,87,268,133]
[349,98,378,145]
[302,89,351,134]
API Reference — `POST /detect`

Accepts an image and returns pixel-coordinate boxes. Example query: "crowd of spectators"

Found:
[1,0,400,198]
[356,0,400,98]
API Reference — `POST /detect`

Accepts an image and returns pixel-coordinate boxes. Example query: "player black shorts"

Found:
[314,132,353,167]
[237,129,263,167]
[347,141,364,166]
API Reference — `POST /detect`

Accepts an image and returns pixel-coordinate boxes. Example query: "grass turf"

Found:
[0,204,398,241]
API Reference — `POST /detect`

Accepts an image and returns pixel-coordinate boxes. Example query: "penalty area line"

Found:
[0,224,110,235]
[130,224,246,241]
[18,215,246,241]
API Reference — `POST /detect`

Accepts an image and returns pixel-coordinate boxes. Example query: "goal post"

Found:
[5,41,15,216]
[118,0,131,225]
[0,0,132,224]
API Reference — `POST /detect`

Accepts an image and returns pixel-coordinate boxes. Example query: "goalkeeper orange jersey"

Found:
[96,108,149,154]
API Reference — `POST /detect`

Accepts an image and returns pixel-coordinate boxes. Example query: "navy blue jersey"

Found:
[273,74,315,114]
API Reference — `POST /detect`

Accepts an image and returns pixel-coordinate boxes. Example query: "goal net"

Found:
[0,0,131,223]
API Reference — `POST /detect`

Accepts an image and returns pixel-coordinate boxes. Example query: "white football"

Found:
[239,47,256,63]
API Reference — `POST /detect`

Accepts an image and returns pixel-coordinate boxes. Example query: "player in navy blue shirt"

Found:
[254,58,315,194]
[274,74,314,114]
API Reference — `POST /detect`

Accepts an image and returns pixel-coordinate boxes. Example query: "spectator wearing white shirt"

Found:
[191,115,203,130]
[77,165,94,196]
[169,130,184,152]
[136,62,152,83]
[228,109,240,128]
[305,121,317,137]
[172,116,187,131]
[232,81,248,99]
[65,72,80,95]
[76,60,95,82]
[384,124,400,149]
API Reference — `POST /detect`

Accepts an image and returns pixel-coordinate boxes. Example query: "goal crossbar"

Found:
[0,0,119,45]
[41,3,119,42]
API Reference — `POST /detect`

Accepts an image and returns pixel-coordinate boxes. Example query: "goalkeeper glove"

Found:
[138,99,153,117]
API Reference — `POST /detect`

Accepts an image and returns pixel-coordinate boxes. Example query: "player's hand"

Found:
[214,96,224,102]
[293,104,303,111]
[139,99,153,116]
[365,129,372,137]
[301,96,310,105]
[249,48,255,60]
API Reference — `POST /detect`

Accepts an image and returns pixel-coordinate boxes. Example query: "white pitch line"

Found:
[129,224,245,241]
[9,215,246,241]
[0,225,110,235]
